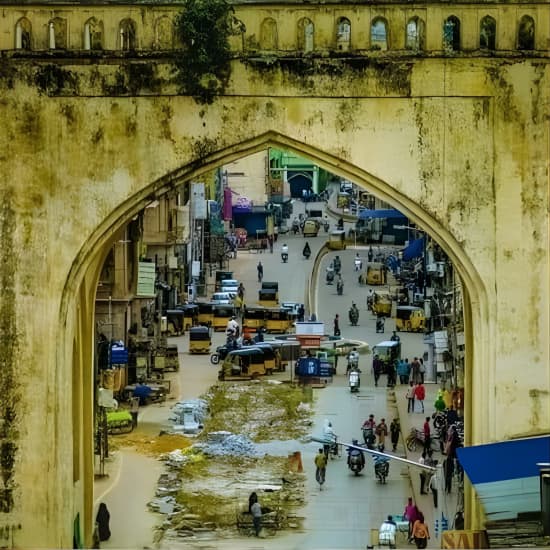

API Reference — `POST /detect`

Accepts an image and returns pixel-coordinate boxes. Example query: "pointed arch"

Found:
[479,15,496,50]
[443,16,461,52]
[15,17,32,50]
[297,17,314,53]
[119,18,137,51]
[336,17,351,52]
[84,17,103,51]
[371,17,389,50]
[155,16,174,50]
[406,17,425,51]
[48,17,67,50]
[260,18,278,51]
[517,15,535,50]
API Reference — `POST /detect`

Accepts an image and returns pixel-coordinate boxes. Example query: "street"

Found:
[96,200,435,550]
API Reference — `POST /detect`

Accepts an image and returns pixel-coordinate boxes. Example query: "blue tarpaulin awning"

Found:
[357,209,407,220]
[401,238,425,261]
[457,435,550,520]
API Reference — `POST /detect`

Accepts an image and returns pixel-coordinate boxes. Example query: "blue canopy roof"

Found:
[402,237,425,261]
[357,209,407,220]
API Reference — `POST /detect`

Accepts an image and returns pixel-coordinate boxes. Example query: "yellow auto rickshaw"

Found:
[213,304,236,332]
[395,306,426,332]
[303,219,320,237]
[327,229,347,250]
[218,347,266,380]
[359,262,387,285]
[243,306,266,331]
[196,302,215,327]
[258,282,279,307]
[371,290,393,317]
[188,326,212,354]
[265,308,293,333]
[252,343,280,375]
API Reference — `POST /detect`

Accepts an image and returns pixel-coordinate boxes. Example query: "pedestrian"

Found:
[411,357,421,384]
[268,235,273,253]
[238,282,245,300]
[368,246,374,262]
[445,424,461,459]
[376,418,388,450]
[297,303,305,322]
[444,456,454,493]
[95,502,111,542]
[423,416,431,452]
[397,357,410,384]
[257,261,263,282]
[429,462,439,508]
[372,354,382,387]
[333,314,341,337]
[390,418,400,451]
[129,397,139,429]
[415,382,426,413]
[248,491,258,513]
[406,381,415,413]
[314,448,327,489]
[250,496,262,536]
[404,497,419,542]
[390,330,400,342]
[412,513,430,549]
[419,451,427,494]
[419,357,426,383]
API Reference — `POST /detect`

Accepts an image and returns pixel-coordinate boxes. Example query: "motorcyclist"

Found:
[336,275,344,295]
[226,316,240,337]
[362,414,376,448]
[326,264,335,285]
[281,243,289,262]
[347,439,365,469]
[303,242,311,259]
[374,451,390,480]
[346,347,360,373]
[348,303,359,326]
[323,420,337,459]
[333,255,341,274]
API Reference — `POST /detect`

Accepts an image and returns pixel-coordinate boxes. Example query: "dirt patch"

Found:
[109,433,193,456]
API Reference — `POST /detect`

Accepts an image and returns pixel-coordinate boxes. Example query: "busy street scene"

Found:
[93,166,466,550]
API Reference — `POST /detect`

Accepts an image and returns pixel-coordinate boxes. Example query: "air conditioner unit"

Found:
[426,263,438,273]
[436,262,445,278]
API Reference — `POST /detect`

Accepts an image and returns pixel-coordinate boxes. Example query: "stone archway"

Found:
[60,131,489,545]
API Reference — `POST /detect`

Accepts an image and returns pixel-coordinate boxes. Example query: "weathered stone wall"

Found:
[0,2,548,545]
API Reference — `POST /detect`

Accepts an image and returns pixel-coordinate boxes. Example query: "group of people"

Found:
[403,497,430,549]
[396,356,426,385]
[405,381,427,413]
[361,414,401,452]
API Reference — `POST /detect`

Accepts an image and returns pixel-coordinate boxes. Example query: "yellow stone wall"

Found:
[0,1,548,546]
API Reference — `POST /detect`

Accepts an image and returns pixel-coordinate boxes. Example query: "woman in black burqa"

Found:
[96,502,111,542]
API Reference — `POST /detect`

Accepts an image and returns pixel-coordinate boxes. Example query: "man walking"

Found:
[315,448,328,490]
[250,496,262,536]
[415,382,426,413]
[423,416,431,452]
[406,381,416,413]
[257,261,263,282]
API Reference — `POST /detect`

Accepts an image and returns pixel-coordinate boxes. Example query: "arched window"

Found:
[119,19,137,51]
[443,16,460,52]
[406,17,425,50]
[297,18,314,53]
[48,17,67,50]
[84,17,103,51]
[371,17,388,50]
[15,18,32,50]
[260,18,278,50]
[517,15,535,50]
[155,16,173,50]
[479,16,496,50]
[336,17,351,52]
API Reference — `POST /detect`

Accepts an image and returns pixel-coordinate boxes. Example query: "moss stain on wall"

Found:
[0,189,20,514]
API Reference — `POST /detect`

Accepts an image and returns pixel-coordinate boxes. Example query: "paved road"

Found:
[96,198,436,550]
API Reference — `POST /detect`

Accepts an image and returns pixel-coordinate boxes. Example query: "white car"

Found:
[219,279,239,293]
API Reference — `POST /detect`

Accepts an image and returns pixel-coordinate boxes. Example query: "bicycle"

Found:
[406,427,440,452]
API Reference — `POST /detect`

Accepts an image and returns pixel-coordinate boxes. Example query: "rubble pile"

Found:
[194,431,260,457]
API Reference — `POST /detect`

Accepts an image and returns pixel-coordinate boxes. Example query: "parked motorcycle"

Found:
[374,455,390,484]
[348,448,365,476]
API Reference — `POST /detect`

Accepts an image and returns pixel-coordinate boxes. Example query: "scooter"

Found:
[281,252,288,263]
[303,243,311,259]
[349,369,360,393]
[326,268,335,285]
[323,221,330,233]
[362,426,376,450]
[337,280,344,295]
[348,450,365,475]
[374,455,390,484]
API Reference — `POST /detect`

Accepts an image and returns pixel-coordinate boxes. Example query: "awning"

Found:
[402,237,424,261]
[357,209,407,220]
[457,435,550,520]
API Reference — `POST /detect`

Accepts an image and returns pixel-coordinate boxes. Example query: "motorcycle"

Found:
[326,267,335,285]
[291,219,300,234]
[362,426,376,449]
[376,317,385,333]
[349,369,360,392]
[333,256,342,274]
[348,449,365,475]
[303,242,311,259]
[281,252,288,263]
[374,455,390,484]
[210,344,231,365]
[337,279,344,295]
[349,306,359,326]
[323,221,330,233]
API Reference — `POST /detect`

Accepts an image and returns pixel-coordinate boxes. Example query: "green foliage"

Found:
[174,0,242,103]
